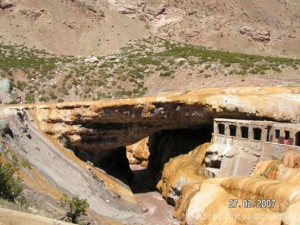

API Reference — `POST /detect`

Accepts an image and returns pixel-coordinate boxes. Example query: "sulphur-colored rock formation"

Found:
[126,137,149,167]
[32,86,300,167]
[157,143,209,205]
[1,86,300,224]
[159,146,300,225]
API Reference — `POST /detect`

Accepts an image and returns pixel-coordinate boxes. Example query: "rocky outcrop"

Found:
[158,146,300,225]
[0,108,144,224]
[1,86,300,224]
[62,0,105,21]
[19,8,43,20]
[156,143,209,205]
[0,0,14,10]
[32,87,300,167]
[126,137,149,167]
[143,0,167,16]
[240,26,271,43]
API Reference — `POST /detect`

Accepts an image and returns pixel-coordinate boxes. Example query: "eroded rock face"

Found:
[159,146,300,225]
[0,108,143,224]
[240,26,271,43]
[156,143,209,205]
[143,0,167,16]
[0,0,14,10]
[33,87,300,168]
[126,137,149,167]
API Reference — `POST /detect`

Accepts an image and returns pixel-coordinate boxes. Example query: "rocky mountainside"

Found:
[0,0,147,56]
[109,0,300,57]
[1,0,300,57]
[0,0,299,105]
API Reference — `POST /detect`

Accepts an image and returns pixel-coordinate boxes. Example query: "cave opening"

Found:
[68,124,214,195]
[128,125,213,194]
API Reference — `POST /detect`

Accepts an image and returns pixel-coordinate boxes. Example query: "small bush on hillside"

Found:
[0,155,23,202]
[60,194,89,224]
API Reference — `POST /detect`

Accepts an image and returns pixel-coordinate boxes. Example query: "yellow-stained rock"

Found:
[157,143,210,205]
[162,149,300,225]
[29,87,300,161]
[126,137,149,166]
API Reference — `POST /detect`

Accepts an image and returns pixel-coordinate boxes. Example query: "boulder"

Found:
[240,26,271,43]
[0,0,14,10]
[84,56,98,63]
[144,0,167,16]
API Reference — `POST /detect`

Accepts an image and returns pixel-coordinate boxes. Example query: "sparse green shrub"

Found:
[204,74,212,78]
[60,194,89,224]
[115,66,126,75]
[0,155,23,202]
[61,87,69,96]
[272,67,282,73]
[25,93,34,103]
[204,64,211,70]
[160,71,173,77]
[137,57,161,66]
[38,96,49,102]
[156,65,169,71]
[8,100,18,104]
[49,92,57,100]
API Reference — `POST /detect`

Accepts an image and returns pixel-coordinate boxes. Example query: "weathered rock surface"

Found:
[158,146,300,225]
[0,108,144,224]
[157,143,209,205]
[240,26,271,43]
[143,0,167,16]
[0,0,14,10]
[0,86,300,224]
[31,86,300,167]
[126,137,149,166]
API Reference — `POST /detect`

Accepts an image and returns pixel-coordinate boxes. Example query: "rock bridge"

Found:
[28,87,300,177]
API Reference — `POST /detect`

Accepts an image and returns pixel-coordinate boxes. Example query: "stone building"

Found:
[205,118,300,177]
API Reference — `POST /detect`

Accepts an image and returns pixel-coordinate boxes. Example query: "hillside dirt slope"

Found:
[1,0,300,57]
[0,208,73,225]
[0,0,148,56]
